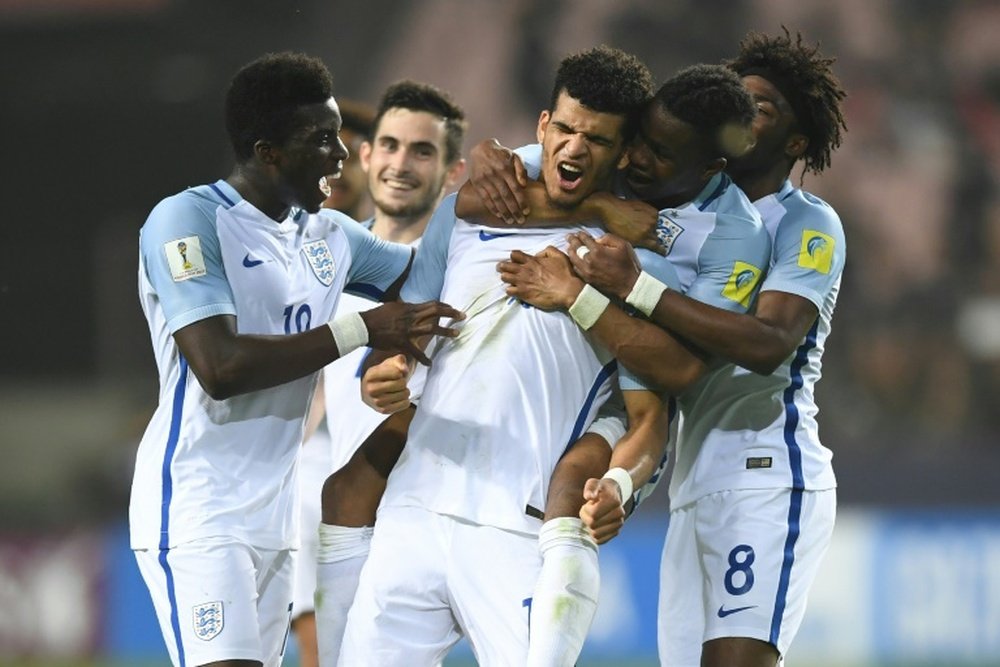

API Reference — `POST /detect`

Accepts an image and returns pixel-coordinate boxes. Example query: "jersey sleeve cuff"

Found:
[167,303,238,333]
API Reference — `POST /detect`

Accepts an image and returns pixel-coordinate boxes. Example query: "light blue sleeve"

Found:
[139,191,236,333]
[399,194,459,302]
[618,249,683,392]
[323,210,411,301]
[684,211,771,313]
[513,143,542,181]
[761,194,846,310]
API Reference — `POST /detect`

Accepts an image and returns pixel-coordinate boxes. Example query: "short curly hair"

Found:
[374,80,468,165]
[225,52,334,161]
[551,45,654,140]
[726,28,848,174]
[654,64,757,157]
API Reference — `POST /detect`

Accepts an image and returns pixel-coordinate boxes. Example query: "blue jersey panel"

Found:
[139,187,237,333]
[400,194,459,302]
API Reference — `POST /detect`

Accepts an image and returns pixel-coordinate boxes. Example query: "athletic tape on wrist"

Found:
[568,284,610,330]
[625,270,667,318]
[327,312,369,356]
[602,467,633,506]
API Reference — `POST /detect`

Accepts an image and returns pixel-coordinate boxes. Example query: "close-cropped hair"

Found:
[225,51,334,161]
[551,45,654,140]
[654,64,756,157]
[726,28,848,174]
[373,80,468,165]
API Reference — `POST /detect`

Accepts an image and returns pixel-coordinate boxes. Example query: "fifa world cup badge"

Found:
[166,235,207,282]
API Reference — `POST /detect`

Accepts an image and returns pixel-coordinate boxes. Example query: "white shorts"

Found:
[292,426,333,620]
[135,538,295,667]
[658,488,836,666]
[339,505,540,667]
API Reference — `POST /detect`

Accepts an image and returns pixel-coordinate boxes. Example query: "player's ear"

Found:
[615,148,630,171]
[359,141,373,173]
[702,157,727,180]
[786,133,808,160]
[444,158,467,190]
[254,139,279,165]
[536,110,551,144]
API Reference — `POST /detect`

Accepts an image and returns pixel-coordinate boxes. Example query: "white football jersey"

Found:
[130,180,410,551]
[515,144,773,509]
[669,181,843,506]
[322,223,427,474]
[379,194,619,535]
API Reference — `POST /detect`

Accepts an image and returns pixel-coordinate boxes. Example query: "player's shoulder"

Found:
[141,183,230,241]
[698,173,765,234]
[776,186,844,247]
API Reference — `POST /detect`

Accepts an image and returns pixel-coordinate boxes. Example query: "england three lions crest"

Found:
[655,213,684,256]
[304,240,336,286]
[192,601,224,641]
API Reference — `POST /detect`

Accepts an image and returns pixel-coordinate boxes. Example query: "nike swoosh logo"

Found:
[478,230,516,241]
[242,253,264,268]
[717,604,757,618]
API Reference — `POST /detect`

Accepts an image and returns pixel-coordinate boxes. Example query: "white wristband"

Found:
[602,467,633,506]
[568,284,610,330]
[625,270,667,318]
[327,312,369,356]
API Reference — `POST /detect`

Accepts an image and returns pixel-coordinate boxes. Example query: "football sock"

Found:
[526,517,600,667]
[314,523,373,667]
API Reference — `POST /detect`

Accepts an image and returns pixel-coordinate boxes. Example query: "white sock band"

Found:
[317,523,373,563]
[538,517,597,553]
[625,270,667,317]
[327,312,369,357]
[568,284,610,331]
[602,467,633,506]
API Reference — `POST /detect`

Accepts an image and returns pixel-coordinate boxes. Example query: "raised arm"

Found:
[455,139,662,253]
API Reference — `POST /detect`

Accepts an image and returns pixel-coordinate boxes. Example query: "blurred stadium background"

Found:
[1,0,999,665]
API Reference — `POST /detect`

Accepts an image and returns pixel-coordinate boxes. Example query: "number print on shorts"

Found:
[724,544,755,595]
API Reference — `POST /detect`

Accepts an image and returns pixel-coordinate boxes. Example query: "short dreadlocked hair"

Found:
[726,28,848,174]
[653,64,757,157]
[225,52,334,161]
[551,45,654,140]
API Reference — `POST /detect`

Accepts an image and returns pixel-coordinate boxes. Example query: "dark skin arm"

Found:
[566,232,818,375]
[174,301,463,401]
[498,247,706,395]
[455,138,663,254]
[579,389,670,544]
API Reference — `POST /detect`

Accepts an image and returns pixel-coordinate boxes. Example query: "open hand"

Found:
[589,192,663,255]
[361,300,464,366]
[468,139,529,224]
[498,247,584,311]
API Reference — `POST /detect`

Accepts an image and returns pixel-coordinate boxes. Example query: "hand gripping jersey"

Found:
[669,180,844,506]
[378,194,620,536]
[130,180,410,551]
[322,221,428,473]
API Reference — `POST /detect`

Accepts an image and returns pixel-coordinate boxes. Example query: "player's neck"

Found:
[371,213,430,244]
[226,170,291,223]
[730,163,791,204]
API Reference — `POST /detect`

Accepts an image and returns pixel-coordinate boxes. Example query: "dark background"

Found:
[1,0,999,529]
